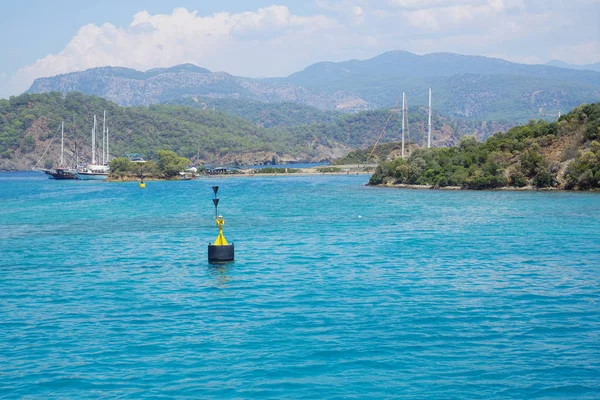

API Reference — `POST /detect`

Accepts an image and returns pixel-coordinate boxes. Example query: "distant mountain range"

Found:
[27,51,600,123]
[546,60,600,73]
[28,64,367,112]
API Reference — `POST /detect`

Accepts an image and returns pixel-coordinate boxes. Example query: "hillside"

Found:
[286,107,511,152]
[26,51,600,123]
[2,91,514,171]
[369,103,600,190]
[166,97,341,128]
[0,92,350,171]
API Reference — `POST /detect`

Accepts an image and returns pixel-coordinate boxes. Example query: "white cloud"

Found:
[7,6,354,96]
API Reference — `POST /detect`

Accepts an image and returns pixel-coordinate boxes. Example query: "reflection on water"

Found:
[207,262,233,286]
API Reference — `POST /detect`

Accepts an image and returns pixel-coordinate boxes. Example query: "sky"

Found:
[0,0,599,98]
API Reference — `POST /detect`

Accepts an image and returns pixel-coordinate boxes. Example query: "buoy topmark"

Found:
[208,186,234,263]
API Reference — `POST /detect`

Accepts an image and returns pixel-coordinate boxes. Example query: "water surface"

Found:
[1,173,599,398]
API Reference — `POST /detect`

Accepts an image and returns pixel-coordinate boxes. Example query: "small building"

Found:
[125,153,146,163]
[206,167,228,175]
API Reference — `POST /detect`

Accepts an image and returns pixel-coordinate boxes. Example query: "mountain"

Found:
[369,102,600,190]
[28,64,368,111]
[0,92,352,171]
[0,92,512,171]
[27,51,600,123]
[280,51,600,121]
[546,60,600,73]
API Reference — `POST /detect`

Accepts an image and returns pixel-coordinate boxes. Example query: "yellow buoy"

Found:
[213,215,228,245]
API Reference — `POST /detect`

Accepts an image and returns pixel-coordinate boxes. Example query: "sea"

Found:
[1,172,599,399]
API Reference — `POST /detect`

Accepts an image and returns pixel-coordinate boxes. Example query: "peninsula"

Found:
[368,103,600,190]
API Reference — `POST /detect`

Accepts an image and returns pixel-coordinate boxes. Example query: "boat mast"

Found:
[60,121,64,166]
[428,87,432,149]
[102,110,106,164]
[73,115,78,166]
[401,91,405,157]
[106,127,109,163]
[406,95,410,155]
[92,115,96,165]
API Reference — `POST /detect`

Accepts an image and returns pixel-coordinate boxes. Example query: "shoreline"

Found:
[106,170,372,182]
[372,183,600,192]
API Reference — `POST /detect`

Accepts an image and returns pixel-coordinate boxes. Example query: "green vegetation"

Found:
[316,167,342,173]
[0,92,330,166]
[170,97,509,151]
[369,103,600,190]
[0,92,512,171]
[333,142,404,165]
[253,167,299,174]
[109,150,191,179]
[157,150,190,178]
[109,157,161,179]
[169,97,339,128]
[285,107,509,152]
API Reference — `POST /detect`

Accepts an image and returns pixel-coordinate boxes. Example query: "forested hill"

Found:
[0,92,350,171]
[167,97,341,128]
[369,103,600,190]
[169,96,512,146]
[0,92,512,171]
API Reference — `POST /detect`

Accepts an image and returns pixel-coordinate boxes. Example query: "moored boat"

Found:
[43,167,79,180]
[37,121,79,180]
[77,112,110,180]
[76,164,109,180]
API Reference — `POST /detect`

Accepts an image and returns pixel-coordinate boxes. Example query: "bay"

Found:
[1,172,599,399]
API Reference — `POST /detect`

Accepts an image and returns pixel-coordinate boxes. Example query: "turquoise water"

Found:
[1,172,599,399]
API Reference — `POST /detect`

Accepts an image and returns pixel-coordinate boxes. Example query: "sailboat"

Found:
[77,112,110,180]
[42,121,78,180]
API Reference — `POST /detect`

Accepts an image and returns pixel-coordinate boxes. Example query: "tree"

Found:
[109,157,134,174]
[157,150,190,178]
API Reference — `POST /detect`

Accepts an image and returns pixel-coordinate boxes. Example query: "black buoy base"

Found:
[208,244,234,263]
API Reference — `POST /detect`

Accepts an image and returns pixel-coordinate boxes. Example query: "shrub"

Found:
[508,168,527,187]
[533,166,554,188]
[317,167,341,173]
[109,157,134,174]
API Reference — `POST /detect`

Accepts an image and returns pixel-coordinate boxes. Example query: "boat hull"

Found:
[76,172,108,180]
[43,168,79,180]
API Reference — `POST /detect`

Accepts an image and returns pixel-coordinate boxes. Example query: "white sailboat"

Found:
[77,112,110,180]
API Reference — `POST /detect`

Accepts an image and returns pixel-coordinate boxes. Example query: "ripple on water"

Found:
[0,173,599,398]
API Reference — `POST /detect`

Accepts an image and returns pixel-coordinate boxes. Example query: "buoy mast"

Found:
[208,186,234,262]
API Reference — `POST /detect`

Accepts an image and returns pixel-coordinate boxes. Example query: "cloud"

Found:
[7,6,355,96]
